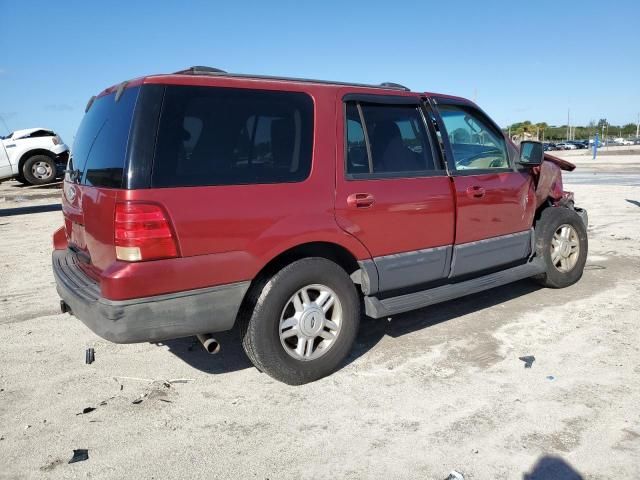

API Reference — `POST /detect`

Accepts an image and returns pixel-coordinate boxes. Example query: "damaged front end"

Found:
[532,153,588,227]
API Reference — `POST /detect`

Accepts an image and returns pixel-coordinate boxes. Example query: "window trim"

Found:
[342,97,445,181]
[430,97,515,176]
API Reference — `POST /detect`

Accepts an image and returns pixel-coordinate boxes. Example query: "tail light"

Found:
[114,202,178,262]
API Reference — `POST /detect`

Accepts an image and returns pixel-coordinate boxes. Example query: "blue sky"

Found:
[1,0,638,142]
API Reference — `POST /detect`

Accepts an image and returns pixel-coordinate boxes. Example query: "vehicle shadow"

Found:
[0,203,61,217]
[160,278,541,375]
[157,329,253,374]
[346,279,541,366]
[523,455,583,479]
[626,199,640,208]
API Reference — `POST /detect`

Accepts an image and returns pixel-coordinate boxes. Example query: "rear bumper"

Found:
[52,249,250,343]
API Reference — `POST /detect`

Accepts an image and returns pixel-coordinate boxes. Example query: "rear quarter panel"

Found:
[101,86,371,300]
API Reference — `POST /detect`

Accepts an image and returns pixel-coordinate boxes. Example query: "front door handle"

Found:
[465,186,486,199]
[347,193,375,209]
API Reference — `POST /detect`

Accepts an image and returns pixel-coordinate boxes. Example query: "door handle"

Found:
[465,186,486,199]
[347,193,375,209]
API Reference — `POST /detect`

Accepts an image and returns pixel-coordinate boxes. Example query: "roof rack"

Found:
[172,66,411,92]
[379,82,410,91]
[174,66,227,75]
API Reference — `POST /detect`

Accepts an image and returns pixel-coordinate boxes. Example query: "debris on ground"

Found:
[445,470,465,480]
[132,398,144,405]
[85,348,95,365]
[76,407,96,415]
[68,449,89,464]
[519,355,536,368]
[546,375,556,381]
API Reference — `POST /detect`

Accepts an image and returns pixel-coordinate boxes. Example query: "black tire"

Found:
[22,155,57,185]
[240,257,360,385]
[533,207,588,288]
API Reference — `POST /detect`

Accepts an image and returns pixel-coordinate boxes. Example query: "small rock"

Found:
[546,375,556,381]
[472,448,479,454]
[24,425,31,430]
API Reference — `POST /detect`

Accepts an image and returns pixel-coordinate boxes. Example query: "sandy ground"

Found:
[0,159,639,479]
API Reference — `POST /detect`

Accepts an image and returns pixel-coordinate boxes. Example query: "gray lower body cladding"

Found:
[364,259,545,318]
[52,249,249,343]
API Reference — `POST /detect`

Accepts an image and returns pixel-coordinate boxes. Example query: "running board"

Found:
[364,260,545,318]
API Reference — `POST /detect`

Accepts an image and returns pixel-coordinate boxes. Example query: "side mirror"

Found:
[518,141,544,167]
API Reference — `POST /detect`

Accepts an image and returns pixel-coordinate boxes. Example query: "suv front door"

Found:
[432,99,536,277]
[335,94,455,294]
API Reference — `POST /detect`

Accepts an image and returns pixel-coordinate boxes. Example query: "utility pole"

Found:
[636,113,639,139]
[567,109,570,141]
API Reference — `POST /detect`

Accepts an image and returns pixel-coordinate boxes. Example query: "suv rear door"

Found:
[335,94,455,294]
[430,98,536,277]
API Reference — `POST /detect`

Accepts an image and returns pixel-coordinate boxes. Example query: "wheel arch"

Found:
[18,149,56,173]
[237,241,366,324]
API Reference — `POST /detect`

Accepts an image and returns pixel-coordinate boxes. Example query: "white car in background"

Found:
[0,128,69,185]
[556,142,577,150]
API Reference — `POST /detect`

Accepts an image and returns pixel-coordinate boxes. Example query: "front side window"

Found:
[438,105,509,170]
[345,102,436,176]
[152,86,314,187]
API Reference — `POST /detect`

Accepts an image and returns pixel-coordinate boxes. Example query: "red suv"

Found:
[53,66,588,384]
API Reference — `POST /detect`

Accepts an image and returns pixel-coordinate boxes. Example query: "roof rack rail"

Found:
[171,67,411,92]
[379,82,410,91]
[174,66,227,75]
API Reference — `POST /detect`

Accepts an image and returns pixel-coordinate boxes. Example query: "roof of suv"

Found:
[97,66,471,104]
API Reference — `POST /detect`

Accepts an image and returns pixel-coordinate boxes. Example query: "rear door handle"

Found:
[347,193,375,209]
[465,186,486,199]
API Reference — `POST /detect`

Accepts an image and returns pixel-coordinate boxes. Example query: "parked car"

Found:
[0,128,69,185]
[556,143,577,150]
[52,67,589,384]
[543,143,558,151]
[568,140,588,149]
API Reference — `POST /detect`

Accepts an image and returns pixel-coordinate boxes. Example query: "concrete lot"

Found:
[0,156,639,479]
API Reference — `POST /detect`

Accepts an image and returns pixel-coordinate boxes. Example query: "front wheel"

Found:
[534,207,588,288]
[22,155,57,185]
[240,257,360,385]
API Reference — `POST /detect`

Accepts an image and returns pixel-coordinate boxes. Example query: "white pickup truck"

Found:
[0,128,69,185]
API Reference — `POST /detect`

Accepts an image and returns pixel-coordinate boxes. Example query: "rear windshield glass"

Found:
[152,86,314,187]
[71,86,139,188]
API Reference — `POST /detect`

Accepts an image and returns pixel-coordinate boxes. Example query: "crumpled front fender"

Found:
[532,154,576,208]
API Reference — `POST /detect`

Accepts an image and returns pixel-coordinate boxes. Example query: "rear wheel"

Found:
[240,257,360,385]
[534,207,588,288]
[22,155,57,185]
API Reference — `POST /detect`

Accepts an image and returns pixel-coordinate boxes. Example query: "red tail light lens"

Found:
[114,202,178,261]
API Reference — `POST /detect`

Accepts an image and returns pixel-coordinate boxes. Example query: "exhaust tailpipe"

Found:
[197,334,220,354]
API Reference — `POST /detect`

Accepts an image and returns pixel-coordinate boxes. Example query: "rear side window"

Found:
[72,87,139,188]
[152,86,314,187]
[345,101,436,176]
